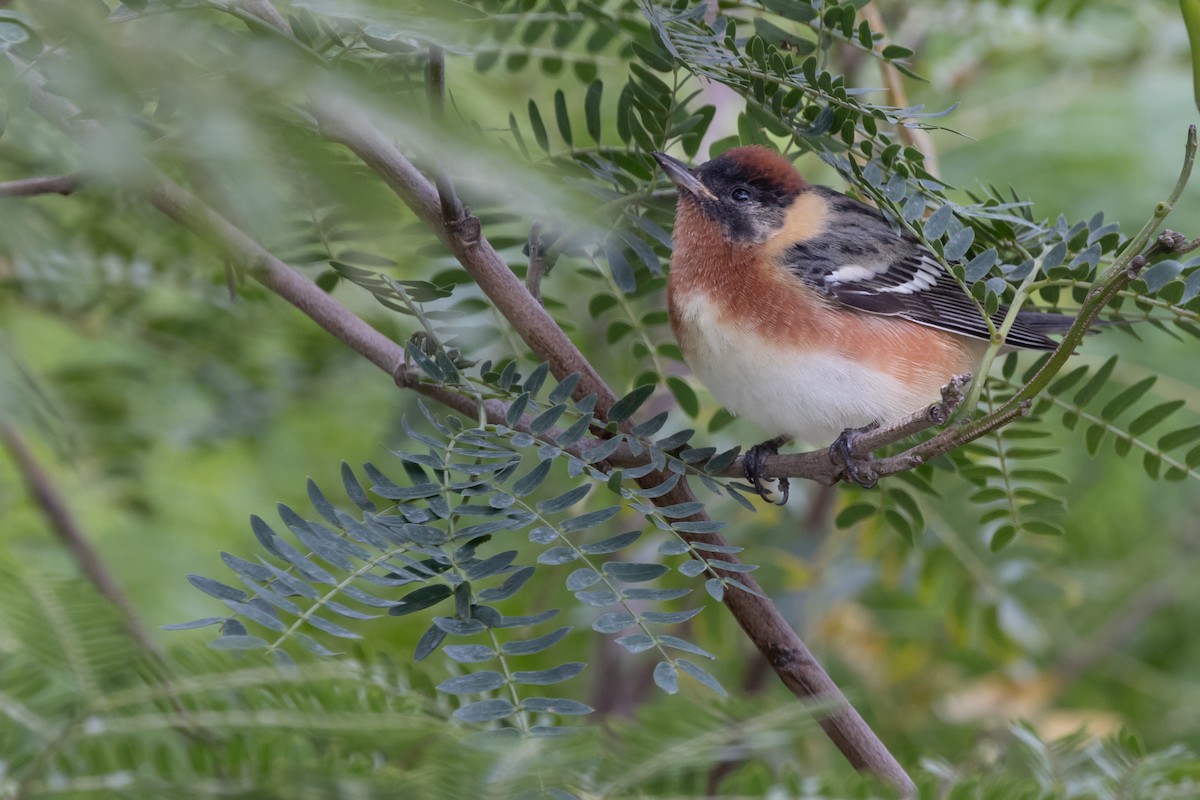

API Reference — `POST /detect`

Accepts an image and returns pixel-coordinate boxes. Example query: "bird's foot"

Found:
[743,435,791,505]
[829,423,881,489]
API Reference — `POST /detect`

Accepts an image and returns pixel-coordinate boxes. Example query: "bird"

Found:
[651,146,1077,505]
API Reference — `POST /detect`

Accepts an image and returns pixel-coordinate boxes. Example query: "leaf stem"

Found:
[953,127,1197,445]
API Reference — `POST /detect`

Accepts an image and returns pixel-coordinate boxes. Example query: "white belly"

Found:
[676,294,937,445]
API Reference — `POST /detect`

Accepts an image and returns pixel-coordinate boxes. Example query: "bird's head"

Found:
[652,146,808,246]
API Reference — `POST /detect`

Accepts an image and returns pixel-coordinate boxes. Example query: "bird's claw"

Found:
[743,438,789,506]
[829,423,880,489]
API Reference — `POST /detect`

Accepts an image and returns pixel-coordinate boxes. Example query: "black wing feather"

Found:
[780,188,1060,351]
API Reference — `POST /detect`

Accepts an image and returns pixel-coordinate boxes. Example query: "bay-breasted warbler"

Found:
[652,146,1077,504]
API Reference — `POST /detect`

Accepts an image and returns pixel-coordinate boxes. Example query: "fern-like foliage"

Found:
[177,357,771,725]
[4,559,1198,799]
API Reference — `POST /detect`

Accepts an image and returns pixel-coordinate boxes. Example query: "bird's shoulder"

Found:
[776,186,932,305]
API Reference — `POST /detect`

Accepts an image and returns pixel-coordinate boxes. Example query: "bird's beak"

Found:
[652,152,717,202]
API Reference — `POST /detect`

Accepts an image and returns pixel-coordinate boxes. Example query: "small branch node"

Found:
[1149,229,1200,258]
[452,212,482,245]
[1158,228,1188,251]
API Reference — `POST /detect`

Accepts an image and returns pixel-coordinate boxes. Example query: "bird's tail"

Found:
[1002,308,1127,351]
[1012,310,1075,333]
[1013,309,1124,333]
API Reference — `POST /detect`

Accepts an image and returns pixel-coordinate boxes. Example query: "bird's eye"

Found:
[731,187,752,203]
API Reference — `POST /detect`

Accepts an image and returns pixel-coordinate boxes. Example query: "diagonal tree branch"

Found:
[0,419,214,742]
[0,421,161,658]
[301,103,899,793]
[280,57,917,800]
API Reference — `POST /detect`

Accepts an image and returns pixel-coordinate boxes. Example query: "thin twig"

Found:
[0,173,82,198]
[848,371,972,454]
[426,45,463,227]
[0,419,214,742]
[722,373,972,486]
[525,223,546,305]
[0,421,162,658]
[859,2,939,177]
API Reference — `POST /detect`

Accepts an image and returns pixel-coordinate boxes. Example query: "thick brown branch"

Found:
[313,94,617,415]
[0,173,82,198]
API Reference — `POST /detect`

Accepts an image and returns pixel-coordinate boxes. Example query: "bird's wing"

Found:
[778,190,1059,351]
